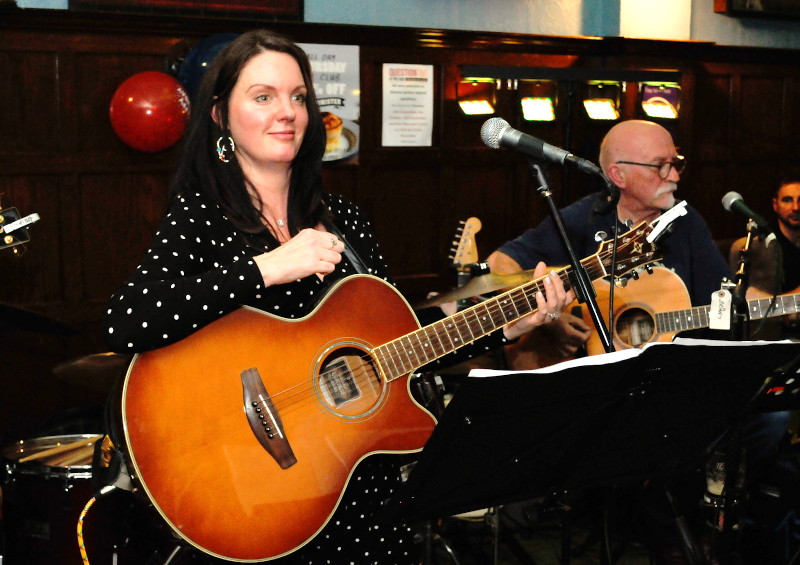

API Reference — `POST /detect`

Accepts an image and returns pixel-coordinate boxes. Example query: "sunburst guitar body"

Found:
[115,220,665,561]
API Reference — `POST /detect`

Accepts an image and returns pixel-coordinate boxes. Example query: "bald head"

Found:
[599,120,681,223]
[599,120,675,174]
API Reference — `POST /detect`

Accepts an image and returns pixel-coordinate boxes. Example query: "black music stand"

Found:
[389,340,800,545]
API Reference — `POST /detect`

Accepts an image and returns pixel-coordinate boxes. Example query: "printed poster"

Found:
[299,43,360,162]
[382,63,434,147]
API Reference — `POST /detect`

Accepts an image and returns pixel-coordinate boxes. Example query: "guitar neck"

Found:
[745,292,800,321]
[655,305,712,334]
[374,255,605,381]
[655,292,800,335]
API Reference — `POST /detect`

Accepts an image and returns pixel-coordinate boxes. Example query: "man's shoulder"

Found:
[563,192,602,213]
[559,193,607,223]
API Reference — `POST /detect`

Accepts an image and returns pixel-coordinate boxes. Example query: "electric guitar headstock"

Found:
[0,196,39,255]
[449,217,482,271]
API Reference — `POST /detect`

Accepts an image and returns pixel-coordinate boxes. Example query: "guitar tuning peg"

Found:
[644,265,653,274]
[614,277,628,288]
[630,271,640,280]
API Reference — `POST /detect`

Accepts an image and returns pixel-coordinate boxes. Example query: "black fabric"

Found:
[391,341,800,521]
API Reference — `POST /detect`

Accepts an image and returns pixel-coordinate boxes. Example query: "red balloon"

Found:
[109,71,190,152]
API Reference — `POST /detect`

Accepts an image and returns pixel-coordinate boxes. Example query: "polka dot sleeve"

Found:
[104,193,265,352]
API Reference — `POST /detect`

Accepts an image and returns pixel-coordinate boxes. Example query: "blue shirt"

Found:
[498,193,733,306]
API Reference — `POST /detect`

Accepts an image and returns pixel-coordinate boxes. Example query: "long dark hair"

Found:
[170,29,326,243]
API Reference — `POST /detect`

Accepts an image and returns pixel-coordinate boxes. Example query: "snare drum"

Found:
[1,434,122,565]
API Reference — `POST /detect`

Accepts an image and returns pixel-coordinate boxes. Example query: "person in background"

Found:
[101,29,569,564]
[729,175,800,338]
[727,177,800,564]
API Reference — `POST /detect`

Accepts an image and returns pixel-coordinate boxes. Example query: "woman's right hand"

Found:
[254,228,344,287]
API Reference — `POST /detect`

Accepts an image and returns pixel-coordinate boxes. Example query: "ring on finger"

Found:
[330,237,337,250]
[546,311,559,321]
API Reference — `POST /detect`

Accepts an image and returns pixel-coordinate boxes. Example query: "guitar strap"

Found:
[324,217,370,275]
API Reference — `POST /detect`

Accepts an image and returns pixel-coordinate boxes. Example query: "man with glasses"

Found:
[486,119,734,563]
[487,119,731,364]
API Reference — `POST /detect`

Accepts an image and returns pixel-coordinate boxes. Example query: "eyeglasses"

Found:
[615,155,686,180]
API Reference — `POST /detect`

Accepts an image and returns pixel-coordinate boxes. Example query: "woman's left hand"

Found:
[502,261,573,341]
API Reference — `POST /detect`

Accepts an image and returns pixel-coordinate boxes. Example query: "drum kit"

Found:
[0,302,133,564]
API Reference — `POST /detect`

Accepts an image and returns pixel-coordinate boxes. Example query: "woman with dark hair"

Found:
[103,29,568,564]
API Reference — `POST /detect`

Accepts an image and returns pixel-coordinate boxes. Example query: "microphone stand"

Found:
[528,159,614,353]
[708,218,757,563]
[731,220,757,340]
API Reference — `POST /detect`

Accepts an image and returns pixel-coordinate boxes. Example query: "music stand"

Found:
[390,340,800,523]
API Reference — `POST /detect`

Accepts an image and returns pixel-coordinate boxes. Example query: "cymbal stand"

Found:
[421,519,463,565]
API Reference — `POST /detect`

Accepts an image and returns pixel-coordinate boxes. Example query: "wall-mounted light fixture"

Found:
[519,80,557,122]
[457,79,497,116]
[459,66,681,123]
[640,82,680,119]
[583,81,621,120]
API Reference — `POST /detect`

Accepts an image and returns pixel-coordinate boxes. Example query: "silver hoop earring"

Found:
[216,136,235,163]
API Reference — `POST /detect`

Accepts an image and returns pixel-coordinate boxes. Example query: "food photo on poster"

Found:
[299,43,360,162]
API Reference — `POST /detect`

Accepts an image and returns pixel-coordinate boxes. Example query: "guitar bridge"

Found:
[241,368,297,469]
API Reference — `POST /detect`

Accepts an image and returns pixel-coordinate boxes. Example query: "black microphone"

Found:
[480,117,602,175]
[721,191,774,236]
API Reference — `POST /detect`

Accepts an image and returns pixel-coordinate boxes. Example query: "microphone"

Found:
[480,117,602,175]
[721,191,774,236]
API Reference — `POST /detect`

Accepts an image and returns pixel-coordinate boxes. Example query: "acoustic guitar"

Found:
[116,220,666,562]
[581,266,800,355]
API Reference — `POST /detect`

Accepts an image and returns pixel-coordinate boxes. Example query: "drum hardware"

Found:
[1,434,126,565]
[420,518,462,565]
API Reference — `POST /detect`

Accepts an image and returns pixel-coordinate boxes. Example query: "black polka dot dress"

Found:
[104,191,510,564]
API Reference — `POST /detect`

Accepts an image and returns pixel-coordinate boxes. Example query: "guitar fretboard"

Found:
[374,255,604,381]
[655,292,800,334]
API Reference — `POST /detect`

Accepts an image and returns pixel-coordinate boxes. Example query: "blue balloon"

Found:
[178,33,239,101]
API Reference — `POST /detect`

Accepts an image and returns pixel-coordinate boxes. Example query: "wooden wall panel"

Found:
[0,52,61,157]
[692,73,733,163]
[739,74,786,159]
[366,164,441,291]
[78,172,170,302]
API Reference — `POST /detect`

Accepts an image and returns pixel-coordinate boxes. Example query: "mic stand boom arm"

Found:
[528,160,615,353]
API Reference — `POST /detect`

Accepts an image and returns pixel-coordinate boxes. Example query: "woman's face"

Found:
[225,50,309,172]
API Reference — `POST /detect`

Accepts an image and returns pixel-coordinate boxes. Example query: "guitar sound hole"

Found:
[615,307,655,348]
[318,347,384,418]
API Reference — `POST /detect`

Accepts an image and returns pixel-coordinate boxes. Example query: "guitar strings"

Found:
[266,271,567,415]
[265,232,647,417]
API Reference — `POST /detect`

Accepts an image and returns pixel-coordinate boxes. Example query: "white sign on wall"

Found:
[381,63,434,147]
